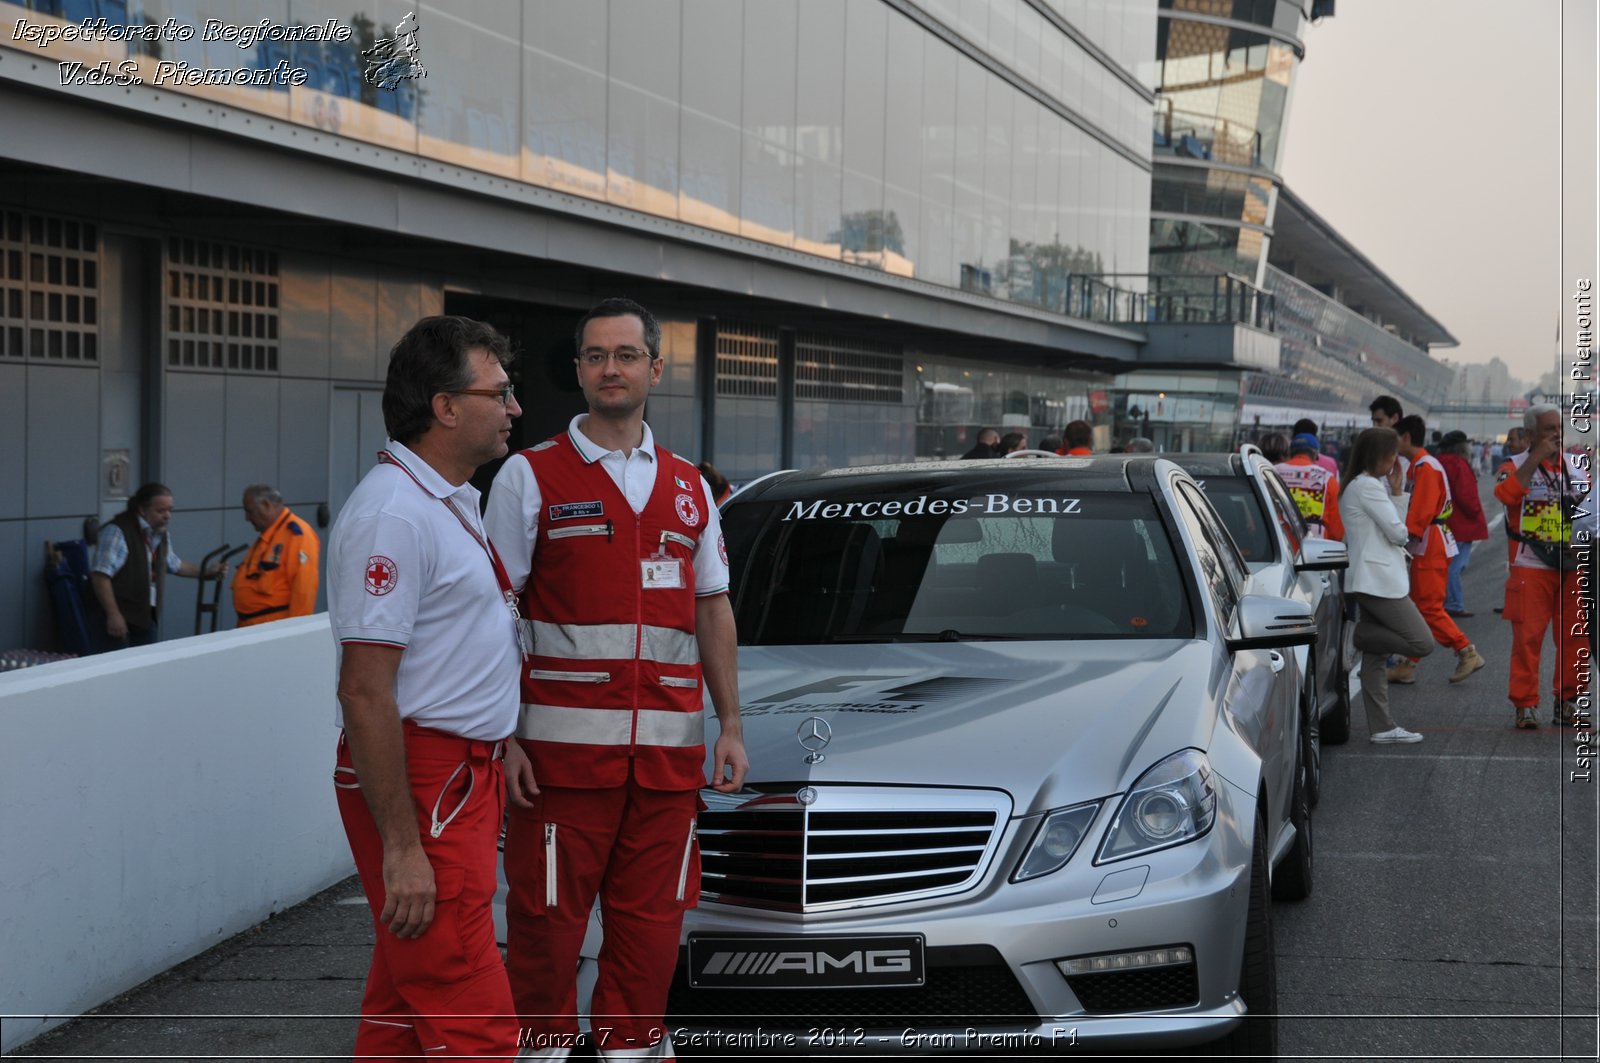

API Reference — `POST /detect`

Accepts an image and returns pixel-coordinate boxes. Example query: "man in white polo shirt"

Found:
[486,297,747,1061]
[327,315,525,1060]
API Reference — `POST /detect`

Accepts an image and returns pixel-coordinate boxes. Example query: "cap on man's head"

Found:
[1290,432,1320,454]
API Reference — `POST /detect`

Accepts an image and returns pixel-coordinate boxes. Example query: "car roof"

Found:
[1163,452,1252,479]
[737,455,1176,501]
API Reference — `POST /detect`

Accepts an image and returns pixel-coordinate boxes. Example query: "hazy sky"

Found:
[1280,0,1596,390]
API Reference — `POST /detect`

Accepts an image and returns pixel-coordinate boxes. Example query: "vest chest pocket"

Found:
[547,523,610,541]
[527,668,612,683]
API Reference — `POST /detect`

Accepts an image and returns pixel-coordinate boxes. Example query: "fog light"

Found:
[1055,945,1193,977]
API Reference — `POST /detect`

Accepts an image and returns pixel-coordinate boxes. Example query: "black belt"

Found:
[236,603,289,621]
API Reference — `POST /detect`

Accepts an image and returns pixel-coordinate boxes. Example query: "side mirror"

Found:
[1228,594,1316,651]
[1295,538,1348,572]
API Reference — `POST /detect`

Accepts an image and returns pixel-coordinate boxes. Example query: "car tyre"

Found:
[1321,623,1353,746]
[1301,658,1322,809]
[1206,811,1279,1058]
[1271,753,1313,902]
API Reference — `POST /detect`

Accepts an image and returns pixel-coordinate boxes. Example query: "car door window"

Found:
[1259,470,1306,555]
[1173,483,1242,625]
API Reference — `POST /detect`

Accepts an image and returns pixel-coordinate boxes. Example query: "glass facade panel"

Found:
[919,37,960,289]
[794,0,846,257]
[952,56,988,293]
[414,1,520,178]
[840,0,889,268]
[883,14,926,278]
[606,0,681,216]
[525,2,609,199]
[740,0,798,246]
[679,0,743,232]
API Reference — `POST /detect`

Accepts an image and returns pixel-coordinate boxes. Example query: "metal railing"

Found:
[1071,273,1276,330]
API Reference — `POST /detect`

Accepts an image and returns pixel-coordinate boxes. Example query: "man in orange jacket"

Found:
[232,484,320,627]
[1388,416,1486,685]
[1494,404,1591,729]
[1275,432,1344,541]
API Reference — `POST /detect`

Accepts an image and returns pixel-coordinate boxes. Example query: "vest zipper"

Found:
[659,675,699,689]
[527,668,611,683]
[547,523,611,540]
[544,822,558,908]
[631,514,643,756]
[675,816,697,902]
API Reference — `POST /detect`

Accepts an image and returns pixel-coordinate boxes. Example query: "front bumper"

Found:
[666,789,1256,1050]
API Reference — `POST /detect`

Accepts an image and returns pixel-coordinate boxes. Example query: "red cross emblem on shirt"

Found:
[365,555,398,596]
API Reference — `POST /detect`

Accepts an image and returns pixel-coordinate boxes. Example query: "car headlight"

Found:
[1096,750,1216,863]
[1013,802,1101,881]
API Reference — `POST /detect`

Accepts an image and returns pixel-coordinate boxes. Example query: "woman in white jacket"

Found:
[1339,427,1435,743]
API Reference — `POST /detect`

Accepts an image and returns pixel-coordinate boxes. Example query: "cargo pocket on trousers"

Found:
[1502,573,1530,624]
[389,865,472,990]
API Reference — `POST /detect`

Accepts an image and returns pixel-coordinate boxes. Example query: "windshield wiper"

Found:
[826,630,1030,643]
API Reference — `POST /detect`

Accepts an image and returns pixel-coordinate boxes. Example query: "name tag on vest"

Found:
[548,500,605,521]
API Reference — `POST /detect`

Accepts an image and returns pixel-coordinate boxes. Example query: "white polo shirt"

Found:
[485,415,730,597]
[328,439,520,741]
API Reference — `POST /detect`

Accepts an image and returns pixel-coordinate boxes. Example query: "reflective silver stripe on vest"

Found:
[530,620,700,665]
[518,704,705,747]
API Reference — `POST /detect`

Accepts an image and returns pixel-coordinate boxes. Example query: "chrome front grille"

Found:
[697,786,1011,913]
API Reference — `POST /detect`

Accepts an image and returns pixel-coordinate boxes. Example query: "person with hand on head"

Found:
[232,483,320,627]
[1494,404,1591,730]
[485,296,747,1062]
[1337,427,1433,744]
[1369,396,1407,495]
[1387,415,1486,686]
[90,482,223,648]
[326,316,524,1060]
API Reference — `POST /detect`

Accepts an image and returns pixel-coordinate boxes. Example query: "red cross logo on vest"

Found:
[364,555,398,596]
[674,493,701,528]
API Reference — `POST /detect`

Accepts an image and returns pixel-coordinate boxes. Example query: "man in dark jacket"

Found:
[961,427,1000,459]
[89,482,219,647]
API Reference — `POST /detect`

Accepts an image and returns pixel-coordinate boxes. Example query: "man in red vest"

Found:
[486,297,748,1061]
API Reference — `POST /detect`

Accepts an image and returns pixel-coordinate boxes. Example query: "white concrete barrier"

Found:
[0,616,353,1052]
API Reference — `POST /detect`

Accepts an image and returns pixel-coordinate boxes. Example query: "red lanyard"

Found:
[378,450,516,598]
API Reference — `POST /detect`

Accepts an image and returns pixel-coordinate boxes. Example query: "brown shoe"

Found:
[1516,706,1539,730]
[1449,644,1486,683]
[1387,659,1417,684]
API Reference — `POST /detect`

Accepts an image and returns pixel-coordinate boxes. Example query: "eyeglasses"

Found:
[451,385,516,405]
[578,346,653,367]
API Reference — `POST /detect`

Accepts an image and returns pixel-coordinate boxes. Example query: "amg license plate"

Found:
[687,934,926,989]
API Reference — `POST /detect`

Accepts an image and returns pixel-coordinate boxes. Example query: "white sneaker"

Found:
[1371,726,1424,744]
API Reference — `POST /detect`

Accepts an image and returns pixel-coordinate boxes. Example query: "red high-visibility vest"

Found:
[515,435,709,790]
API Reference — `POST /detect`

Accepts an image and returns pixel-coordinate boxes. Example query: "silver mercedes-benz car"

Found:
[1168,447,1353,807]
[656,455,1317,1055]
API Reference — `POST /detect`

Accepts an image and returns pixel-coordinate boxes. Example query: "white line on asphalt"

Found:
[1358,754,1549,762]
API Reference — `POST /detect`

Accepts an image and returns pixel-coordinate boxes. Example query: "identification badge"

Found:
[642,558,684,589]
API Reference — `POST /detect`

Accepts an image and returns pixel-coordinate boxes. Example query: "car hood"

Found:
[711,640,1221,815]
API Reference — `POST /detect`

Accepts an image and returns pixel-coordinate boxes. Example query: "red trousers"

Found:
[1409,558,1468,656]
[335,727,517,1061]
[1504,566,1588,708]
[504,762,699,1061]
